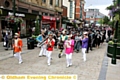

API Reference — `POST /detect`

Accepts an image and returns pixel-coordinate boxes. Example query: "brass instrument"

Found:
[37,36,49,48]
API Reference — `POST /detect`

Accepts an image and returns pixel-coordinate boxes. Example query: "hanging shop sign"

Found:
[42,16,56,21]
[8,12,25,17]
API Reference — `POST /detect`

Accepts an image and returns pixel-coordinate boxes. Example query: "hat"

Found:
[67,35,72,38]
[15,33,19,36]
[83,32,88,35]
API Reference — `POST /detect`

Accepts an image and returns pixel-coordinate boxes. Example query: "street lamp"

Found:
[111,0,120,64]
[12,0,16,17]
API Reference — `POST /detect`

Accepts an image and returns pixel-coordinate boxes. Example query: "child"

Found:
[45,33,55,66]
[64,35,74,67]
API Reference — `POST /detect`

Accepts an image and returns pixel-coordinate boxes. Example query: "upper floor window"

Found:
[50,0,53,5]
[42,0,46,3]
[56,0,59,6]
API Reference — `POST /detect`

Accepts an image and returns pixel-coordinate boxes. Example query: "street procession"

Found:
[0,0,120,80]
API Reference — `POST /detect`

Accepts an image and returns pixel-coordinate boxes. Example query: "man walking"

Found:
[13,33,23,64]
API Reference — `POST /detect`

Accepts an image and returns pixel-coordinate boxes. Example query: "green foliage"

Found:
[34,18,40,36]
[106,5,114,10]
[98,19,103,25]
[108,41,120,47]
[103,16,110,25]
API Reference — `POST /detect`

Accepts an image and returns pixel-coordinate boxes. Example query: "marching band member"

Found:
[60,31,68,57]
[64,35,74,67]
[36,32,46,57]
[81,32,88,62]
[45,33,55,66]
[13,33,23,64]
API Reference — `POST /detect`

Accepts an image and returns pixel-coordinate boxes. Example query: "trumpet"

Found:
[37,36,49,48]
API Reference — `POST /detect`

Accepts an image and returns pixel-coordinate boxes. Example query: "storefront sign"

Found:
[0,9,2,15]
[42,16,56,21]
[8,12,25,17]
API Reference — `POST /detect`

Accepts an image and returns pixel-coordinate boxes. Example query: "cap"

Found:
[67,35,72,38]
[83,32,88,35]
[15,33,19,36]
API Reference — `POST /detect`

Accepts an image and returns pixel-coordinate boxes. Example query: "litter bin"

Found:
[27,37,34,49]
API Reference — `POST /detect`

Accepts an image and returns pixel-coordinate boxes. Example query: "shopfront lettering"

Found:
[8,12,25,17]
[0,9,2,15]
[42,16,56,21]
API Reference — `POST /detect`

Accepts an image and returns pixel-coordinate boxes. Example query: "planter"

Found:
[107,45,120,59]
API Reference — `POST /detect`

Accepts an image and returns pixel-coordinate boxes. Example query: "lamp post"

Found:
[12,0,16,17]
[111,0,120,64]
[12,0,16,37]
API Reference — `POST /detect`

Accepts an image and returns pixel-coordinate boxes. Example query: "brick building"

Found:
[85,8,105,27]
[0,0,63,41]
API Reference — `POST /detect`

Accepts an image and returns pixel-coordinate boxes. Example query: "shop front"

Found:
[0,8,39,40]
[42,16,57,30]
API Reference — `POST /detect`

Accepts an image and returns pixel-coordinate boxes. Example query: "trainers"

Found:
[19,62,23,64]
[39,55,42,57]
[84,59,86,62]
[48,63,50,66]
[69,63,72,66]
[66,65,70,68]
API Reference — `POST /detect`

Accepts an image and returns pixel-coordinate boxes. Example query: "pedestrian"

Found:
[5,32,12,50]
[81,32,88,62]
[64,35,74,67]
[45,33,55,66]
[74,32,81,53]
[13,33,23,64]
[36,32,46,57]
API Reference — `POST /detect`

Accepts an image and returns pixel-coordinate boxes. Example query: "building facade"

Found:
[62,0,75,29]
[75,0,85,20]
[85,8,105,27]
[0,0,63,41]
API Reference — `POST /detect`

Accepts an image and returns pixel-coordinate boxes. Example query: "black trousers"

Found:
[86,43,92,53]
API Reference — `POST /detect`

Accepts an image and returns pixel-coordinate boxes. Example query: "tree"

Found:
[103,16,110,25]
[34,16,40,36]
[98,18,103,26]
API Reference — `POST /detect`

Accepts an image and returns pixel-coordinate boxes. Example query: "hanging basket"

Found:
[5,15,23,24]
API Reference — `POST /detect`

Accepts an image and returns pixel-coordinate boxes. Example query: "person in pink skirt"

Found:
[64,35,74,68]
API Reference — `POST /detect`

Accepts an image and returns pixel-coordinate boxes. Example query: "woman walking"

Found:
[64,35,74,67]
[81,32,88,62]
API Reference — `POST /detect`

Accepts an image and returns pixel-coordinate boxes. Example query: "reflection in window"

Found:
[42,0,46,3]
[50,0,53,5]
[56,0,59,6]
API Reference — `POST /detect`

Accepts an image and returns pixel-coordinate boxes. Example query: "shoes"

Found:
[66,65,70,68]
[69,63,72,66]
[19,62,23,64]
[84,59,86,62]
[5,49,8,50]
[39,55,42,57]
[48,63,51,66]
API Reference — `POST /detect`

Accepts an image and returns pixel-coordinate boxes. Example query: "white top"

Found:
[65,40,71,48]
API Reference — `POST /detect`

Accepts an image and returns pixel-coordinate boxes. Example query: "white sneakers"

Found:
[19,61,23,64]
[66,63,72,68]
[48,63,51,66]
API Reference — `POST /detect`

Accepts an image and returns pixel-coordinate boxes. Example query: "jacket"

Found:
[13,38,23,53]
[46,39,55,51]
[82,38,88,48]
[64,39,74,54]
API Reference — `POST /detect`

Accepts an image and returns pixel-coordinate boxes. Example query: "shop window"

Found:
[32,10,39,14]
[69,1,73,18]
[50,14,54,17]
[42,0,46,3]
[50,0,53,5]
[18,7,28,13]
[56,0,59,6]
